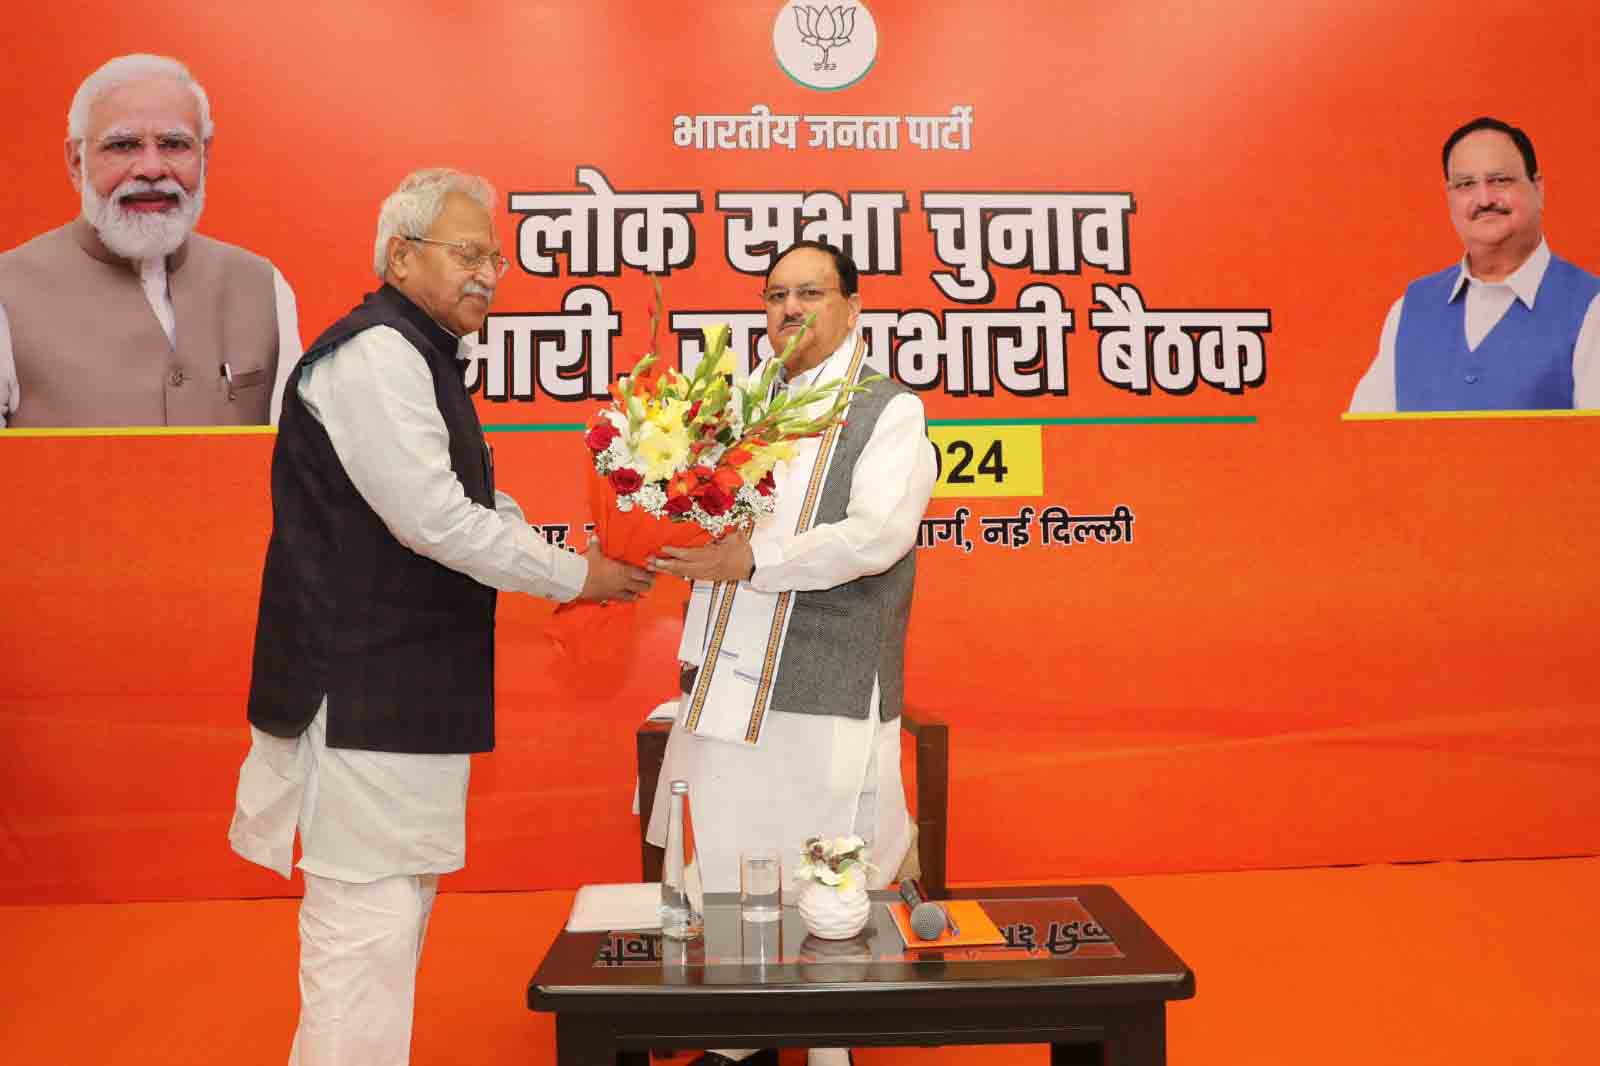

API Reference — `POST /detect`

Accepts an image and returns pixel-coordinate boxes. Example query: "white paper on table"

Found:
[566,882,663,932]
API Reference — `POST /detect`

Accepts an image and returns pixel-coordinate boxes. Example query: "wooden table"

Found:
[529,885,1194,1065]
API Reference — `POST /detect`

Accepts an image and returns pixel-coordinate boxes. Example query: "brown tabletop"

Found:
[528,884,1194,1066]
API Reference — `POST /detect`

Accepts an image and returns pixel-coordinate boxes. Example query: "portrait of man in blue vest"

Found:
[1349,116,1600,412]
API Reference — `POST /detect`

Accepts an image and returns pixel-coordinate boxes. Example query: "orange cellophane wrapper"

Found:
[545,467,725,664]
[585,468,716,568]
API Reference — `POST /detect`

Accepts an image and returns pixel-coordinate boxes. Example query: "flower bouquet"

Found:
[794,834,874,939]
[547,284,868,659]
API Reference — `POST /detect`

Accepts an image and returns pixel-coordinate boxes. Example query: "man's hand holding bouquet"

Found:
[548,285,867,656]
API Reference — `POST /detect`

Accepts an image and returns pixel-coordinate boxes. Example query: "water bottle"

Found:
[660,780,704,940]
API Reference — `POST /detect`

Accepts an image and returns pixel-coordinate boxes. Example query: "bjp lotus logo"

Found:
[793,5,856,72]
[773,1,878,91]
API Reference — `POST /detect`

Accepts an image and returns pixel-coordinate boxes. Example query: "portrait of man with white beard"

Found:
[0,53,300,429]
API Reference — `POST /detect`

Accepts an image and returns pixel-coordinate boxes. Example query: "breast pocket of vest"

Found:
[219,363,268,403]
[782,600,838,653]
[785,597,854,648]
[791,597,851,616]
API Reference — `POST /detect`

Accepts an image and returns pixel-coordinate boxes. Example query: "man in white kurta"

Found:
[229,169,651,1066]
[649,240,937,1066]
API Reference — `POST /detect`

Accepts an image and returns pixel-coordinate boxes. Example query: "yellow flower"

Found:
[636,422,691,481]
[702,323,731,369]
[647,395,691,432]
[656,369,687,400]
[735,439,795,482]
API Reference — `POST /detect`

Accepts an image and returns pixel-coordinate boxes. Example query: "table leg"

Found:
[554,1013,625,1066]
[1049,1042,1103,1066]
[1101,1008,1165,1066]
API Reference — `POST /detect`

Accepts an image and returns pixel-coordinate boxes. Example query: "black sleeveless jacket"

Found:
[246,285,497,754]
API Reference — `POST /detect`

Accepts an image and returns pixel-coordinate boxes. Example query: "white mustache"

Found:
[83,169,204,260]
[113,177,187,206]
[463,280,494,299]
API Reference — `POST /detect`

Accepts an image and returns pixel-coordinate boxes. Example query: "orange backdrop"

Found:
[2,1,1597,903]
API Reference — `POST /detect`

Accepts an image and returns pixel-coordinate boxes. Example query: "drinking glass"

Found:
[739,848,782,923]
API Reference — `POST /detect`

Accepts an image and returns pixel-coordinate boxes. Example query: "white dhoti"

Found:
[229,702,468,1066]
[645,690,911,894]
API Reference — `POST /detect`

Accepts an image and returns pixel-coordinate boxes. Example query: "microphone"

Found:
[897,878,948,940]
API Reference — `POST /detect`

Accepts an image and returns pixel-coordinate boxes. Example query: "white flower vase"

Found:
[797,880,871,939]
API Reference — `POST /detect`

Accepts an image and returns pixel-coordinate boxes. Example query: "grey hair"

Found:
[373,168,497,278]
[67,54,213,143]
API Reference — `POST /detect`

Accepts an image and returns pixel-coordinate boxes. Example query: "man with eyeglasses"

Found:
[648,240,937,1066]
[0,53,300,428]
[1350,116,1600,412]
[230,167,652,1065]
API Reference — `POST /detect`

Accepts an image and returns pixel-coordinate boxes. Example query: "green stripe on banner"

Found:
[0,417,1256,439]
[479,416,1257,433]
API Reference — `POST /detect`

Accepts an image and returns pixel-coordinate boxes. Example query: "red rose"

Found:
[663,495,695,517]
[699,484,734,516]
[608,467,643,494]
[584,421,619,452]
[712,466,744,494]
[756,471,776,496]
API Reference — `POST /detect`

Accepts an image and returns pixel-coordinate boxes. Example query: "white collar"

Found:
[137,257,168,285]
[779,327,860,390]
[1449,238,1550,309]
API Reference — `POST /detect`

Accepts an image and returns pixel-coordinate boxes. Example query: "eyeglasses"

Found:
[1447,173,1526,194]
[761,285,844,308]
[406,236,511,277]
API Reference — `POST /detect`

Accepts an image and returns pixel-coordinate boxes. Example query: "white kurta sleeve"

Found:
[1571,292,1600,410]
[299,325,587,600]
[1349,296,1404,413]
[0,302,17,427]
[747,391,936,592]
[268,266,303,426]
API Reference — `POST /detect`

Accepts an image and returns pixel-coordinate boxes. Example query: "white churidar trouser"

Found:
[288,871,438,1066]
